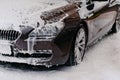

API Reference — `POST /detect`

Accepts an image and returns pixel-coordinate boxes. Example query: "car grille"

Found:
[0,30,21,41]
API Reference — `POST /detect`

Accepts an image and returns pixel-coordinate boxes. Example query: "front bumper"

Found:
[0,40,68,67]
[0,54,53,67]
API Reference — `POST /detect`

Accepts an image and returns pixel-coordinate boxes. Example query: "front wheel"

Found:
[110,21,119,33]
[66,24,87,66]
[74,25,87,64]
[110,12,120,33]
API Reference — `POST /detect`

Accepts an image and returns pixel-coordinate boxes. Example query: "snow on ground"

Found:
[0,30,119,80]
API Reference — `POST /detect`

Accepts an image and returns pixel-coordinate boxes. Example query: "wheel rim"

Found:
[116,11,120,31]
[74,28,86,64]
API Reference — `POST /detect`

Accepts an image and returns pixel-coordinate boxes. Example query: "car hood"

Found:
[0,0,68,31]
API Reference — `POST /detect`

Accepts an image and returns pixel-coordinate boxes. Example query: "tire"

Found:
[110,21,118,33]
[66,24,87,66]
[110,11,120,33]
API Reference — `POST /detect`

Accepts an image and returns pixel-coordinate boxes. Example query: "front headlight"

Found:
[38,24,59,37]
[26,22,64,54]
[29,21,64,39]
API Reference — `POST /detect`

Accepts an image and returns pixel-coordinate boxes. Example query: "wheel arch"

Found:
[65,21,89,65]
[79,21,89,43]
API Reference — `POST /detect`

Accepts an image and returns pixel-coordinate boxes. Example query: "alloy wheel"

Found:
[74,27,86,64]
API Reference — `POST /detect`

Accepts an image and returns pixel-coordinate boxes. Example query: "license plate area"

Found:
[0,44,11,55]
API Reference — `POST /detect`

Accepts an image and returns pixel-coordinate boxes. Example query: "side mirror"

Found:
[109,0,116,4]
[87,3,94,10]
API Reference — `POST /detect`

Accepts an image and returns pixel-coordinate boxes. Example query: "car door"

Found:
[90,0,117,41]
[92,1,117,39]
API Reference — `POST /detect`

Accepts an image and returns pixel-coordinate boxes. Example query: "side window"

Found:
[78,0,109,19]
[92,0,109,10]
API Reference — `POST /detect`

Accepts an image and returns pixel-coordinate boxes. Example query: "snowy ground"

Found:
[0,29,119,80]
